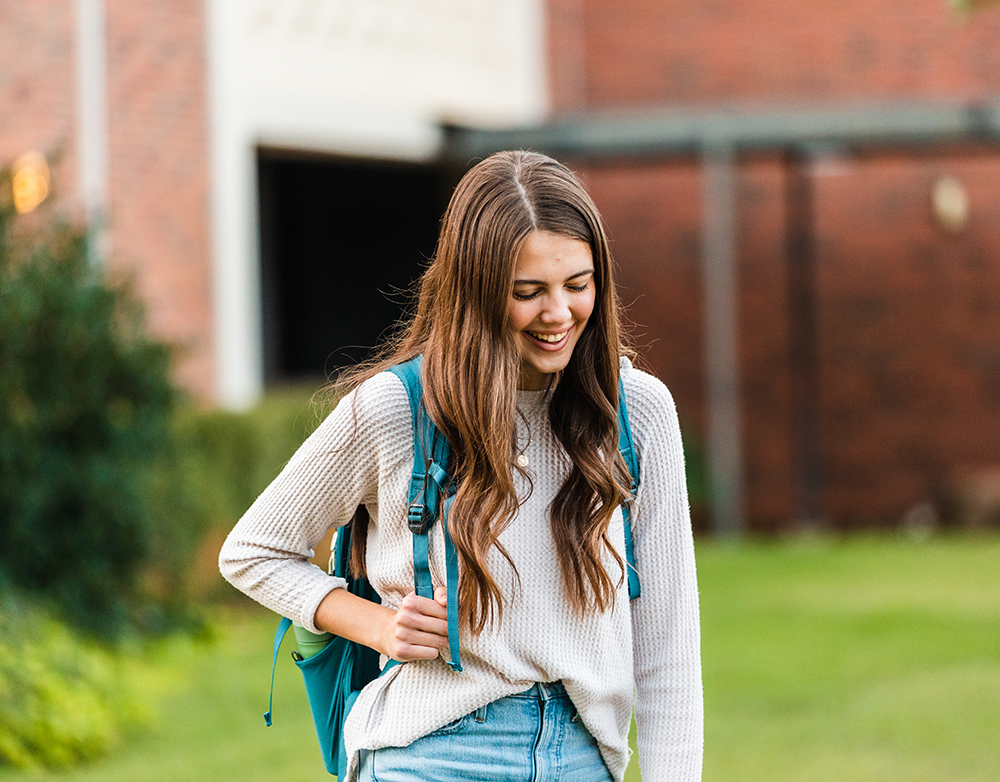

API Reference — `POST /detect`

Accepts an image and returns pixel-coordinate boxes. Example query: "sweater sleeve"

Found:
[626,366,704,782]
[218,372,411,634]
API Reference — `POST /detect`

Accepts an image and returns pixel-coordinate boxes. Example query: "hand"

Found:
[381,586,449,663]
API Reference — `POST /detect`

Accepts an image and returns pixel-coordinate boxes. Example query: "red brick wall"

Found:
[814,151,1000,523]
[572,150,1000,529]
[547,2,1000,528]
[0,1,79,212]
[0,1,214,400]
[549,0,1000,110]
[733,158,797,526]
[104,0,213,399]
[575,161,706,412]
[575,158,797,527]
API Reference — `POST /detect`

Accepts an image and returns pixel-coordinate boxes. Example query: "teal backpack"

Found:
[266,356,641,777]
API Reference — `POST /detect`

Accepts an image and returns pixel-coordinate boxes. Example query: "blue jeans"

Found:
[357,681,613,781]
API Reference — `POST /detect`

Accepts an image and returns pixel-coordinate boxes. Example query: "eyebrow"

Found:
[513,268,595,286]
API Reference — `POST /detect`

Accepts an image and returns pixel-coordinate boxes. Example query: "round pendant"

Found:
[515,453,530,469]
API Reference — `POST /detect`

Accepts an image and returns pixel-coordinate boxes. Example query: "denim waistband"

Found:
[508,681,567,701]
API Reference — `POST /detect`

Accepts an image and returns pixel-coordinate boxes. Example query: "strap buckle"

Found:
[408,503,430,534]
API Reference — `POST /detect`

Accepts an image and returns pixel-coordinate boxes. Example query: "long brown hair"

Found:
[337,150,633,633]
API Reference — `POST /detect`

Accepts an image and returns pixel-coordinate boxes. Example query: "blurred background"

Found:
[1,0,999,780]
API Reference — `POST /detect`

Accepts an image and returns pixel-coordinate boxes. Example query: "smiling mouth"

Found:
[527,329,570,344]
[528,329,569,344]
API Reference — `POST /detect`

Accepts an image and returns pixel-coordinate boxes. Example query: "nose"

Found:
[540,290,571,324]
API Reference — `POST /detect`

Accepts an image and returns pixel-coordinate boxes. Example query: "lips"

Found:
[524,329,573,351]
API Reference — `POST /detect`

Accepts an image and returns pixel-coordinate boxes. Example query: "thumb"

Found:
[434,585,448,606]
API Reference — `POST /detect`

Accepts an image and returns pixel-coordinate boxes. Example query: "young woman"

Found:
[220,150,702,782]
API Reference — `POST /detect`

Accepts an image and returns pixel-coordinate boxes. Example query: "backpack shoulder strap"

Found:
[264,616,293,727]
[387,356,463,673]
[617,376,641,600]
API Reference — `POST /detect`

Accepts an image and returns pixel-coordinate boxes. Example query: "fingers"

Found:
[396,593,448,632]
[400,590,447,619]
[384,592,449,662]
[434,585,447,606]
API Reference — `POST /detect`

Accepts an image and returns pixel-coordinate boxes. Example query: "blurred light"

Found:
[931,175,969,234]
[12,151,51,214]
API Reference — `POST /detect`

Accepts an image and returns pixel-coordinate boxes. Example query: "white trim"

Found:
[75,0,109,262]
[249,98,443,162]
[207,0,260,409]
[513,0,550,120]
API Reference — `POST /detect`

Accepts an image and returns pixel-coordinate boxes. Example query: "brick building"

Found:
[3,0,1000,529]
[1,0,214,396]
[540,0,1000,529]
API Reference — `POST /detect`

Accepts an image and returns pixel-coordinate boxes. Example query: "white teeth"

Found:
[528,330,568,343]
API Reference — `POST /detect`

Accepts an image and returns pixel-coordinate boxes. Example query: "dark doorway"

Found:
[257,151,451,383]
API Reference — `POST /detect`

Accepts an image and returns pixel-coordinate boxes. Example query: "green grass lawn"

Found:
[2,533,997,781]
[698,533,1000,782]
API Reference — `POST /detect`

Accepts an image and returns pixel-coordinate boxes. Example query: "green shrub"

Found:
[171,386,324,529]
[0,171,192,637]
[0,587,147,769]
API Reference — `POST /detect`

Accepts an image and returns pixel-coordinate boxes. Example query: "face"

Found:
[509,230,596,390]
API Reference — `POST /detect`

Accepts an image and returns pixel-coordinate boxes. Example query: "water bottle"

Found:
[292,621,333,659]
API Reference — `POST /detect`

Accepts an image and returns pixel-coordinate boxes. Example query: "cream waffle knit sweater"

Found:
[219,358,703,782]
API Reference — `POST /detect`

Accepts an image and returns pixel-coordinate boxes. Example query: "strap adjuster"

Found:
[408,503,430,534]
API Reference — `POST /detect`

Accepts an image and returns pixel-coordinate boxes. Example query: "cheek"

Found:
[508,302,533,332]
[576,292,597,323]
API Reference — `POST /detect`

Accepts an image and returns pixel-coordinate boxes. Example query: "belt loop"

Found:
[475,703,488,723]
[536,682,551,702]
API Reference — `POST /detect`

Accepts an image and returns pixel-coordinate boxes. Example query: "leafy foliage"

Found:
[0,587,147,769]
[0,170,190,637]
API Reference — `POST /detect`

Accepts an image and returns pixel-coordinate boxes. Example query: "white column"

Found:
[206,0,263,409]
[75,0,110,265]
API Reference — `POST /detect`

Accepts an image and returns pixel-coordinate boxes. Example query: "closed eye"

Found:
[513,277,592,302]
